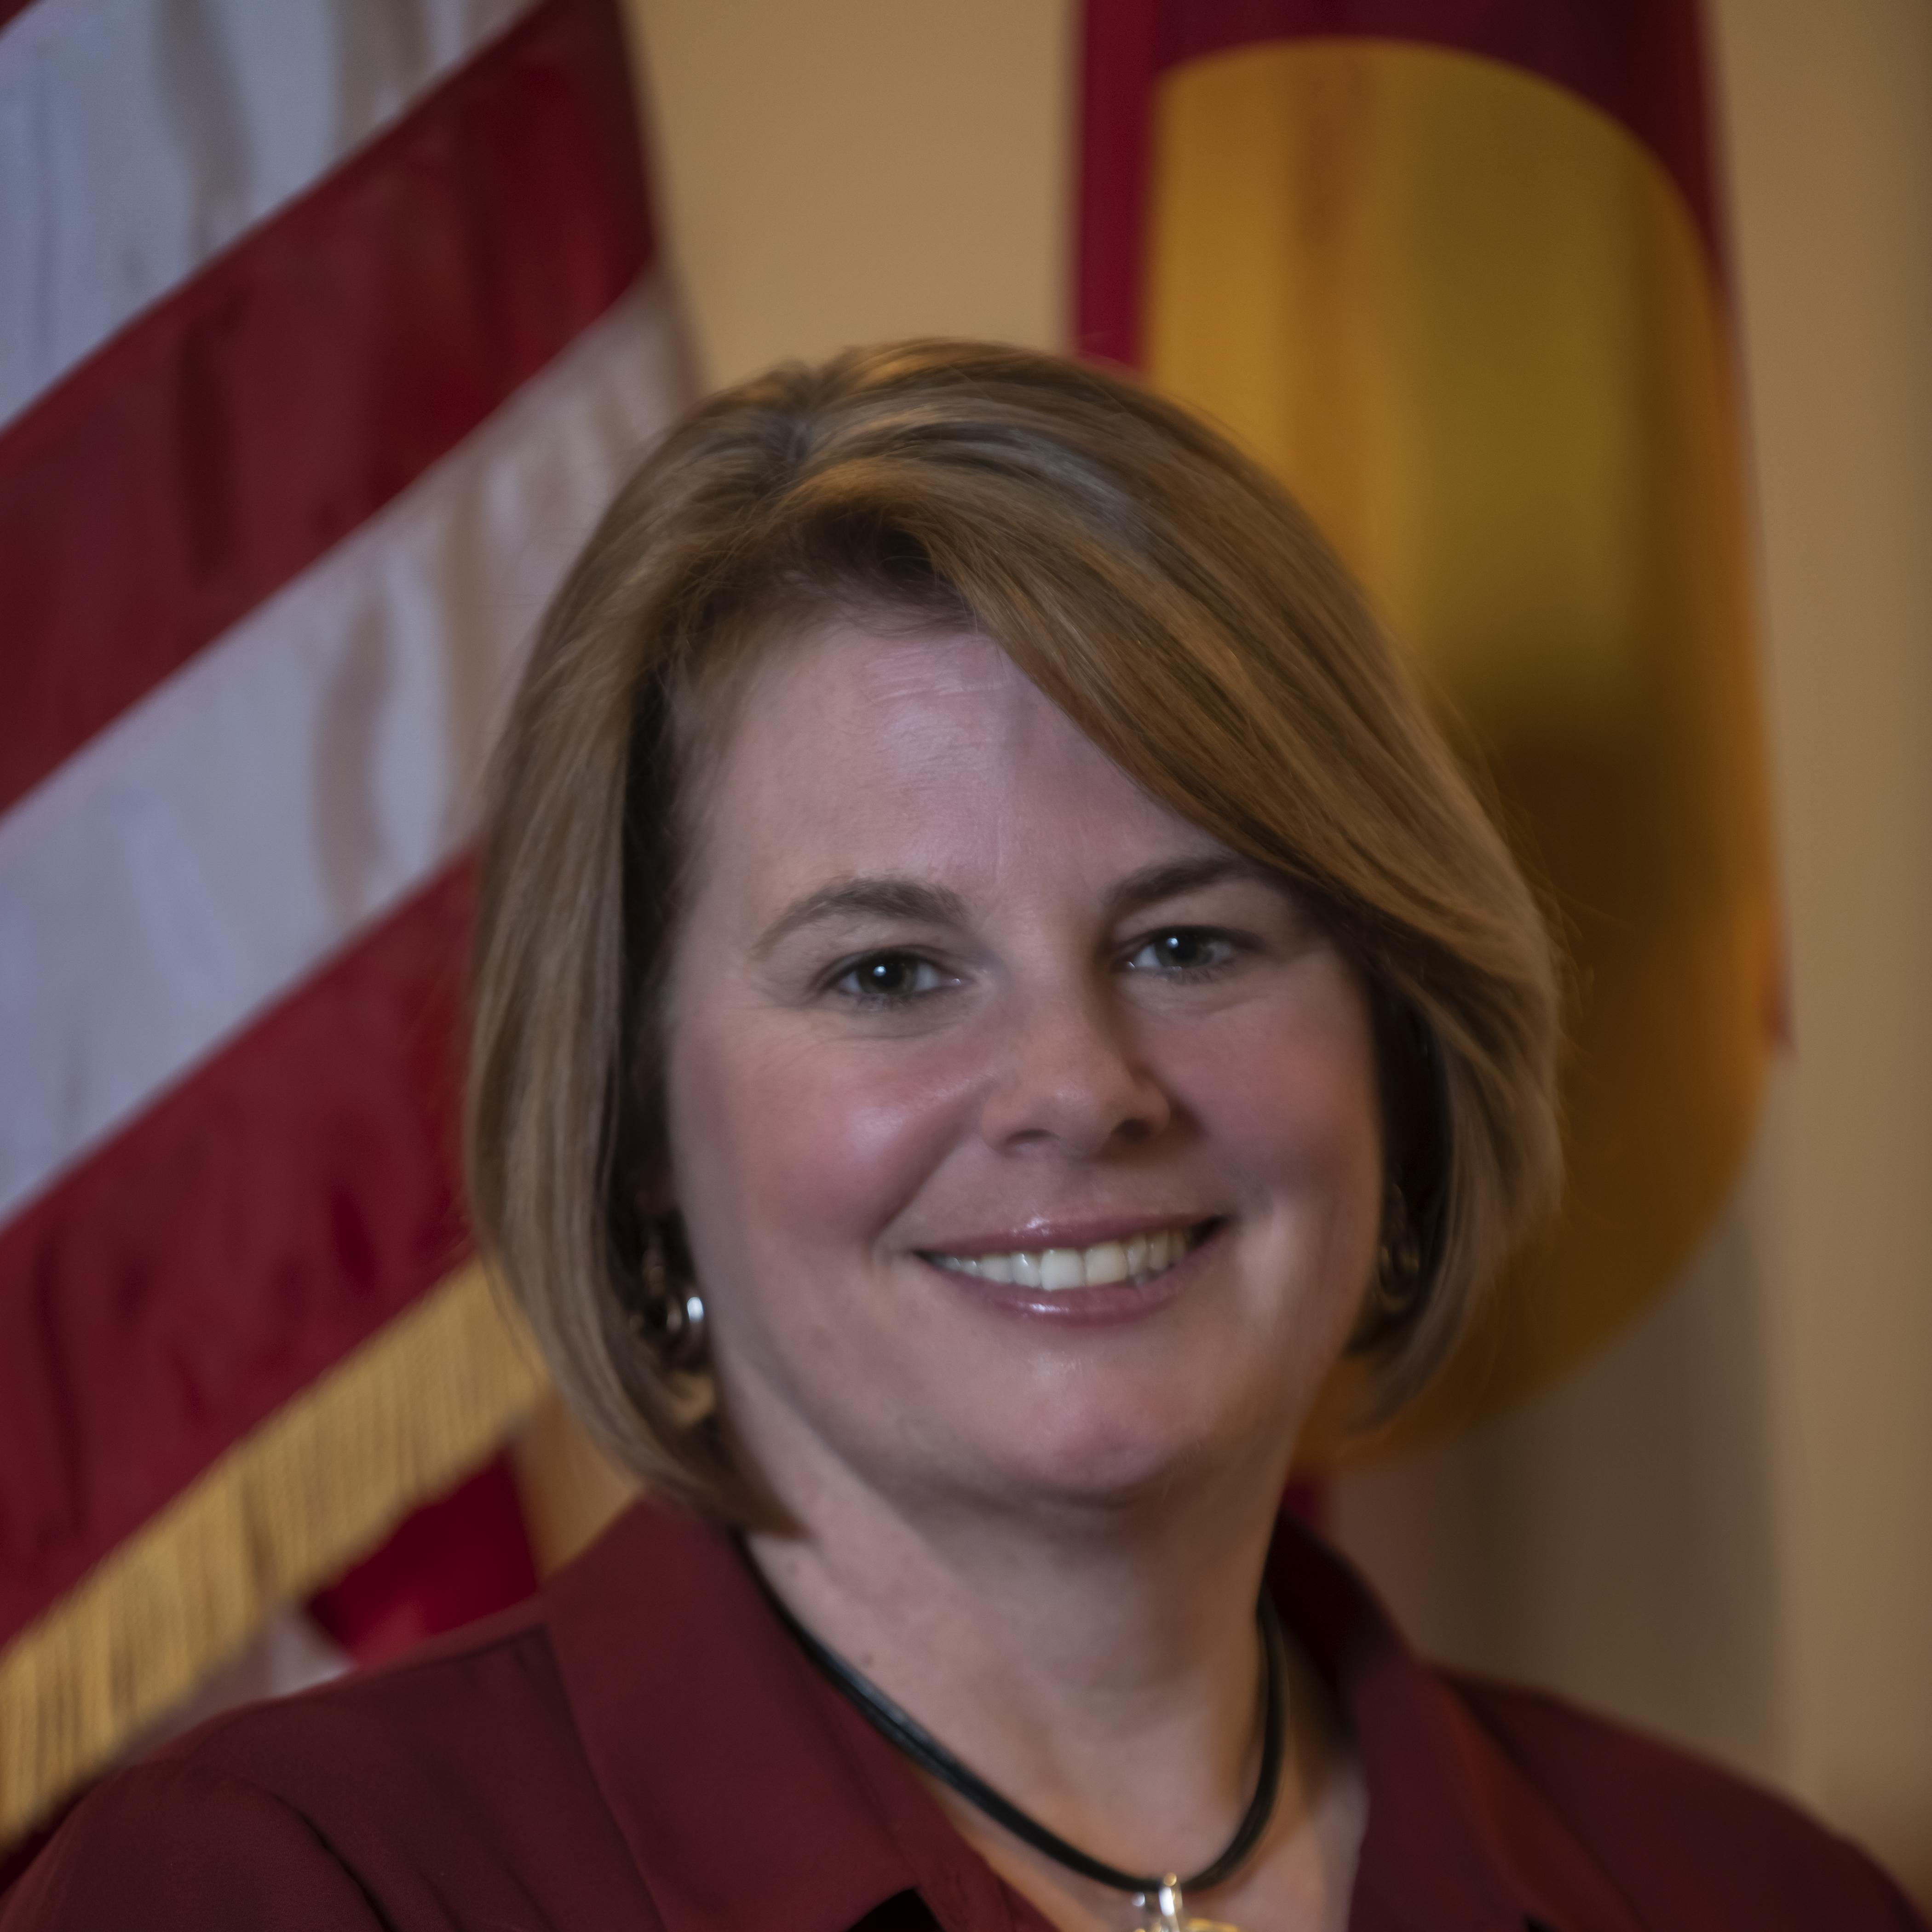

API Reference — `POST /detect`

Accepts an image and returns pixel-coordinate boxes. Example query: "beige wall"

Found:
[1716,0,1932,1890]
[623,0,1074,385]
[604,0,1932,1895]
[1329,1127,1789,1777]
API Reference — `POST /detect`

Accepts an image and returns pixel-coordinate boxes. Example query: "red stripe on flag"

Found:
[1076,0,1163,368]
[0,864,476,1645]
[308,1457,538,1667]
[0,0,649,818]
[1076,0,1723,363]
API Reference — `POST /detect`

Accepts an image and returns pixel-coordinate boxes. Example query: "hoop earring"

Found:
[629,1221,708,1370]
[1373,1180,1424,1317]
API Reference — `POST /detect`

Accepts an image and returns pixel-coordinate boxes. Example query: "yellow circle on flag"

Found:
[1144,39,1778,1454]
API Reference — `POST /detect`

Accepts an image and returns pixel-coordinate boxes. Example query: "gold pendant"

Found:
[1131,1877,1243,1932]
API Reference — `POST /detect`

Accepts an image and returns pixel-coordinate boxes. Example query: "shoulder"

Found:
[159,1598,570,1800]
[2,1754,381,1929]
[1443,1671,1928,1931]
[3,1608,642,1930]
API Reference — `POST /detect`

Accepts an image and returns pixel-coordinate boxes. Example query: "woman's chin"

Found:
[928,1395,1266,1516]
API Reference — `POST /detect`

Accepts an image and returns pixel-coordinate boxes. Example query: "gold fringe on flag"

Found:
[0,1263,551,1847]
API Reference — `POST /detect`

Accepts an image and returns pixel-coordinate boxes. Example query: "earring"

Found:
[629,1221,708,1369]
[1374,1180,1424,1315]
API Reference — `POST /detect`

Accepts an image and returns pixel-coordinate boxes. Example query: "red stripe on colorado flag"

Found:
[1077,0,1725,365]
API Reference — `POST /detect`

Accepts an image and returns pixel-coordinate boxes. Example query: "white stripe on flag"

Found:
[0,0,538,429]
[0,275,684,1223]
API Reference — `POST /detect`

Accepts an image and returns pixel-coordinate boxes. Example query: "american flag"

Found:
[0,0,685,1848]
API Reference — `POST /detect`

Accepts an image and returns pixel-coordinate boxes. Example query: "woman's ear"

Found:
[1361,984,1451,1336]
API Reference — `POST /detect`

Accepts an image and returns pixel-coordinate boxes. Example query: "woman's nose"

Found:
[975,981,1173,1157]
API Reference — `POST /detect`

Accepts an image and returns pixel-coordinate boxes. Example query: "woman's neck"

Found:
[745,1439,1361,1932]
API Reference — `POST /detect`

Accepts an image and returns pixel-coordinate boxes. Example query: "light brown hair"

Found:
[466,341,1561,1518]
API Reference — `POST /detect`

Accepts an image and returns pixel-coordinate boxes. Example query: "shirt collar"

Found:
[544,1499,941,1932]
[545,1497,1619,1932]
[1265,1522,1538,1932]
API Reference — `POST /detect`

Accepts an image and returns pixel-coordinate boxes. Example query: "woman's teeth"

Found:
[929,1225,1203,1289]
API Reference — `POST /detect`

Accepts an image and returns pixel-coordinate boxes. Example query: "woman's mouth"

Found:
[922,1220,1217,1291]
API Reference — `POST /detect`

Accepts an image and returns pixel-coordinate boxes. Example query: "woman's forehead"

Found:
[718,626,1081,786]
[695,625,1232,912]
[739,624,1035,738]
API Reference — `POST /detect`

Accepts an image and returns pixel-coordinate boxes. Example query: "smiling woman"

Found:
[10,345,1922,1932]
[666,622,1388,1540]
[469,342,1563,1539]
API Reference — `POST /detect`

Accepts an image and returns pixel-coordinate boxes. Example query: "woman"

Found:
[7,345,1920,1932]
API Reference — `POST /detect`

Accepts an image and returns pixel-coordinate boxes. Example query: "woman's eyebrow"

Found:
[753,877,970,958]
[1104,854,1282,919]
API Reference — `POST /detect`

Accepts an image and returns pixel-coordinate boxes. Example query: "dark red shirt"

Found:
[6,1499,1923,1931]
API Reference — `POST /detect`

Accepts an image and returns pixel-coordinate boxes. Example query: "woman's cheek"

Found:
[1161,995,1381,1188]
[685,1018,985,1261]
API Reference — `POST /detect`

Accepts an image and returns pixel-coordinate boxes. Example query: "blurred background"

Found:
[2,0,1926,1905]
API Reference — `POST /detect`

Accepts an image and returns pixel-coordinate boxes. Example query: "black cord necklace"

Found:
[751,1561,1288,1926]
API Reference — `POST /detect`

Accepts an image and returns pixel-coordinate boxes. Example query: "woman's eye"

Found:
[832,951,949,1004]
[1125,929,1238,976]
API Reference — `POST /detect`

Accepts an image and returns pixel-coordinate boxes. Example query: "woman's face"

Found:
[663,627,1383,1522]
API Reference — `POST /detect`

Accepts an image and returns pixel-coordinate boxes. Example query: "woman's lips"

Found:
[917,1218,1225,1319]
